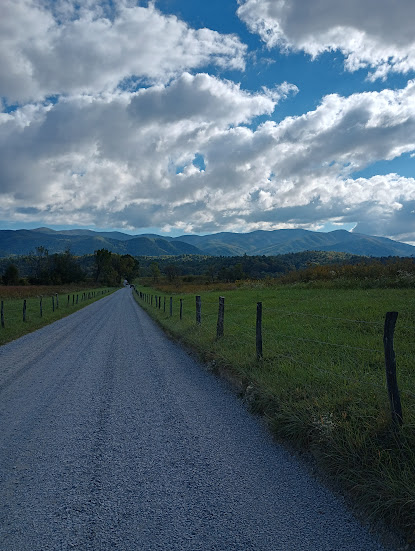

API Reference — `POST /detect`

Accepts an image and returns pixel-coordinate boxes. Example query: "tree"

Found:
[231,262,244,282]
[150,261,161,282]
[2,264,19,285]
[120,254,139,282]
[32,246,51,284]
[51,249,85,284]
[94,249,113,283]
[165,264,178,282]
[94,249,138,286]
[205,265,215,283]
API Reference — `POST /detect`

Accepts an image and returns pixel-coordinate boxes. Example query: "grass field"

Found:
[134,281,415,542]
[0,285,117,346]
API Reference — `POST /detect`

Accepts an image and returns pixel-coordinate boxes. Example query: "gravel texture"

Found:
[0,287,389,550]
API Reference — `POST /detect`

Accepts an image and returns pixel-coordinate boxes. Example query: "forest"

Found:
[0,248,139,287]
[1,248,415,288]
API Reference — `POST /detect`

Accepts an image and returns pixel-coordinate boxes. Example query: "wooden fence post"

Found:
[67,294,70,306]
[23,299,26,322]
[76,294,79,304]
[256,302,263,360]
[151,295,153,306]
[52,295,55,312]
[1,300,4,328]
[73,294,75,305]
[180,299,183,320]
[170,297,173,317]
[159,296,161,309]
[56,293,59,309]
[40,296,43,317]
[216,296,225,338]
[196,296,201,325]
[383,311,403,426]
[164,297,166,312]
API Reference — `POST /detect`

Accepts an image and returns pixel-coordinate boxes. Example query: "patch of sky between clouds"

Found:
[352,152,415,179]
[240,50,415,126]
[117,76,153,94]
[155,0,251,38]
[175,153,205,174]
[192,153,206,171]
[1,94,60,113]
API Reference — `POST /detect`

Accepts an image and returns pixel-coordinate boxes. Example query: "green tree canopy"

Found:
[2,264,19,285]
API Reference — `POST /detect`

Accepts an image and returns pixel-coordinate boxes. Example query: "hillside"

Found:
[0,229,201,257]
[0,227,414,258]
[173,229,415,257]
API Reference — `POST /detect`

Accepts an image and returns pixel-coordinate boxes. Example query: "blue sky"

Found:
[0,0,415,242]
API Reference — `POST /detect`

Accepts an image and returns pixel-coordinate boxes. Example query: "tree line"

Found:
[0,248,139,286]
[137,251,367,282]
[2,248,415,288]
[139,251,415,287]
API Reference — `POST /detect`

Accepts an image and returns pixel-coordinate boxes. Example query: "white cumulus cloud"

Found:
[237,0,415,79]
[1,77,415,239]
[1,0,415,243]
[0,0,247,104]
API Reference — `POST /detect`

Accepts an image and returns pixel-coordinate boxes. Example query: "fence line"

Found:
[0,288,111,326]
[135,287,413,425]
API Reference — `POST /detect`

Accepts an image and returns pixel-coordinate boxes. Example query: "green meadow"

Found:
[134,282,415,541]
[0,286,116,346]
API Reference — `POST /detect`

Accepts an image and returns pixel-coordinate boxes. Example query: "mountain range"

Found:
[0,227,414,258]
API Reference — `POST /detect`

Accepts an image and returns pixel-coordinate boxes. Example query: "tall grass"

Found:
[134,282,415,541]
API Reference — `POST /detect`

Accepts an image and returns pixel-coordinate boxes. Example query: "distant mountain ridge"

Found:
[174,229,415,257]
[0,229,201,257]
[0,227,414,258]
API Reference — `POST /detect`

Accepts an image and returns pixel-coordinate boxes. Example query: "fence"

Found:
[0,289,110,329]
[134,287,414,427]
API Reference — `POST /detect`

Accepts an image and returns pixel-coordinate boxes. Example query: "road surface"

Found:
[0,288,387,550]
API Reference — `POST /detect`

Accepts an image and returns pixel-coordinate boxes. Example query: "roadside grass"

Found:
[0,285,117,346]
[133,282,415,541]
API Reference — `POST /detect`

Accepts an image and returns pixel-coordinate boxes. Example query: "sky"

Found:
[1,0,415,243]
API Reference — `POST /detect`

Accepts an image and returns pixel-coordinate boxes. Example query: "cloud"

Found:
[128,72,277,127]
[1,70,415,241]
[237,0,415,79]
[0,73,280,220]
[0,0,246,104]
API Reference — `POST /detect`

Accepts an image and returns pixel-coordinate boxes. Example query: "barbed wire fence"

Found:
[134,286,414,427]
[0,289,111,329]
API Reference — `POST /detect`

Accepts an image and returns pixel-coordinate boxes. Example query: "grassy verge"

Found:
[0,285,118,346]
[133,281,415,543]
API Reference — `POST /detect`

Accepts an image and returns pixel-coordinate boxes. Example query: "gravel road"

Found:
[0,287,389,550]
